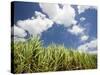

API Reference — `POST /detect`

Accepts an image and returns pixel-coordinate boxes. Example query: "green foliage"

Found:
[11,37,97,73]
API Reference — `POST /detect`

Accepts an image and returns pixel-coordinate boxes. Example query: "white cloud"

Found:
[34,11,46,18]
[17,18,53,36]
[40,3,76,27]
[12,11,54,41]
[13,4,95,43]
[17,11,53,36]
[67,23,89,42]
[11,25,27,38]
[39,3,60,19]
[78,39,97,53]
[80,17,86,21]
[68,25,85,35]
[77,6,97,14]
[39,3,91,41]
[80,35,89,41]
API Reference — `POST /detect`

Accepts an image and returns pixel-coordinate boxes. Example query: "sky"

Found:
[11,1,97,53]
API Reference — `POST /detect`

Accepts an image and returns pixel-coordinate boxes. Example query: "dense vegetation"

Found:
[11,37,97,74]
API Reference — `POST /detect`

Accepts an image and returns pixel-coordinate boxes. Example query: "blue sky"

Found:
[12,1,97,53]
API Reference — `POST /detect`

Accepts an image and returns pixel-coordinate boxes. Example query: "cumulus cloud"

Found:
[77,5,97,14]
[13,3,95,43]
[40,3,77,27]
[12,11,54,41]
[68,25,85,35]
[11,25,27,38]
[80,35,89,41]
[67,24,89,42]
[80,17,86,21]
[40,3,91,43]
[78,39,97,53]
[17,15,53,36]
[39,3,59,19]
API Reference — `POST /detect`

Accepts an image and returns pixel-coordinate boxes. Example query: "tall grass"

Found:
[11,37,97,74]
